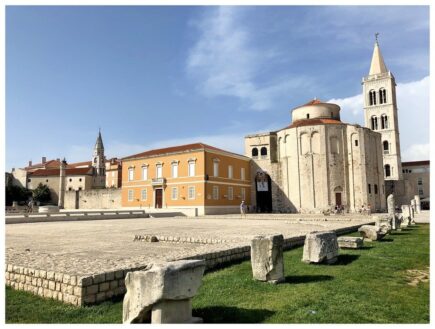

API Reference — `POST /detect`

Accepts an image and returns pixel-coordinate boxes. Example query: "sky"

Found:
[5,5,430,171]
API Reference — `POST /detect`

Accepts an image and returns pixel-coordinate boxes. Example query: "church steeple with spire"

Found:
[363,35,402,182]
[92,129,106,187]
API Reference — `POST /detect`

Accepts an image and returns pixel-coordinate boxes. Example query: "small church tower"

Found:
[92,129,106,188]
[363,34,402,183]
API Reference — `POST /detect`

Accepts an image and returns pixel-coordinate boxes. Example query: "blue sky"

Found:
[6,6,430,171]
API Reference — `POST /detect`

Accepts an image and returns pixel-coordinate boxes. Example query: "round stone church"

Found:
[245,99,386,213]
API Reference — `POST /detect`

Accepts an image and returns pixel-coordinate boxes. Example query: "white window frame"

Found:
[128,168,134,181]
[171,187,178,200]
[171,162,178,178]
[241,167,245,180]
[141,189,147,201]
[142,166,148,180]
[188,186,196,200]
[213,186,219,200]
[128,189,134,201]
[228,165,233,179]
[213,161,219,177]
[156,164,163,178]
[228,186,234,200]
[188,161,196,177]
[241,187,246,201]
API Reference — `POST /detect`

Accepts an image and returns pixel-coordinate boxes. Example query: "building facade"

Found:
[245,100,386,213]
[105,158,122,188]
[121,143,251,215]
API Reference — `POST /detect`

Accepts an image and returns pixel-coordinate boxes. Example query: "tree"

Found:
[32,183,51,203]
[5,185,32,206]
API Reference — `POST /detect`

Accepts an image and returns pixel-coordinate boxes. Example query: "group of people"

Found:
[359,204,372,215]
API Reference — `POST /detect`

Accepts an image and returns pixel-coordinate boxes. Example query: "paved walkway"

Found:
[6,215,373,277]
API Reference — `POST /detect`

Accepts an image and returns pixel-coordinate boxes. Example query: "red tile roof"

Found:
[25,159,61,170]
[67,161,92,168]
[402,160,430,167]
[29,167,93,176]
[284,118,343,129]
[122,142,246,161]
[304,99,323,106]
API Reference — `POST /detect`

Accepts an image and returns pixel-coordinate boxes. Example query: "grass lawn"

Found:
[6,224,430,324]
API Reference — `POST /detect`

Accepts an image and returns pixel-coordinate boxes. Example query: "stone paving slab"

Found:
[6,215,373,277]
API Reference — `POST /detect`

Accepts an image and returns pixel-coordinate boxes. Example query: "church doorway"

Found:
[255,171,272,212]
[155,189,163,208]
[335,193,342,207]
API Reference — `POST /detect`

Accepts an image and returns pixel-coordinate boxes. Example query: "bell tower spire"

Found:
[363,36,402,184]
[369,34,388,75]
[92,129,106,188]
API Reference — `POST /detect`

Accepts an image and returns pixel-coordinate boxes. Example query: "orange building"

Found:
[121,143,251,215]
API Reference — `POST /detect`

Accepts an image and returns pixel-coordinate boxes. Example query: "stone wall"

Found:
[64,188,121,209]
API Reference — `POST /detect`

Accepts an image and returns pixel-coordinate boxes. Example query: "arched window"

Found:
[252,148,258,158]
[381,114,388,129]
[371,116,378,130]
[379,88,387,104]
[369,90,377,106]
[260,147,267,158]
[383,141,389,154]
[306,114,310,119]
[385,164,391,177]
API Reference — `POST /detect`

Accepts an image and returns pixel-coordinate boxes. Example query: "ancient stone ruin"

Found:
[123,260,205,324]
[387,194,396,230]
[374,215,392,235]
[401,205,411,227]
[302,231,339,264]
[415,195,421,214]
[337,236,363,249]
[250,234,284,284]
[358,225,386,241]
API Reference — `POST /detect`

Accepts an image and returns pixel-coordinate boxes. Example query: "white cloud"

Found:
[401,143,430,162]
[327,76,429,162]
[187,7,311,111]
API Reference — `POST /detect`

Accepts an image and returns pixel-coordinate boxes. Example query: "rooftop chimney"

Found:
[42,157,47,164]
[28,160,32,167]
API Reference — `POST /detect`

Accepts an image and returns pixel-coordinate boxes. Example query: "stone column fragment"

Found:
[250,234,284,284]
[302,231,339,264]
[358,225,386,241]
[401,205,411,227]
[387,194,396,230]
[415,195,421,214]
[122,260,205,324]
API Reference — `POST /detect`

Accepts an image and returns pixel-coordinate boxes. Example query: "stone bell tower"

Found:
[92,129,106,188]
[363,34,402,183]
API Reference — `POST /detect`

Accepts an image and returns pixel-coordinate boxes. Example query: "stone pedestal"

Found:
[302,231,339,264]
[250,234,284,283]
[151,299,202,324]
[122,260,205,324]
[337,236,363,249]
[358,225,385,241]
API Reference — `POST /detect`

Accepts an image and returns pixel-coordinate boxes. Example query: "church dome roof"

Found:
[291,99,341,123]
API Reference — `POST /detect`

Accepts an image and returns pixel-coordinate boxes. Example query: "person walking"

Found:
[240,200,246,219]
[27,198,34,213]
